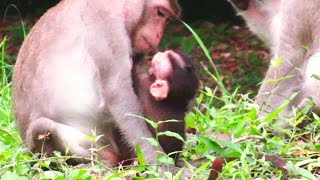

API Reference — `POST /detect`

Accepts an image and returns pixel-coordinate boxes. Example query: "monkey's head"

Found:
[132,0,181,54]
[148,50,199,102]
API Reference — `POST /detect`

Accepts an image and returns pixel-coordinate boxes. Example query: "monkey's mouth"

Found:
[142,36,158,53]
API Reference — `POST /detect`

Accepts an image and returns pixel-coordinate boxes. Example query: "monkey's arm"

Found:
[105,51,161,165]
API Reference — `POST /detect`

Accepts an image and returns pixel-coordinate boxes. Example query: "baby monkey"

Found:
[132,50,199,163]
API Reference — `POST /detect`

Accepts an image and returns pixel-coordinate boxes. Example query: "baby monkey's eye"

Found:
[185,65,193,73]
[157,7,167,17]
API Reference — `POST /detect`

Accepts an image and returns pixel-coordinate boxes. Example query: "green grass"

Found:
[1,19,320,179]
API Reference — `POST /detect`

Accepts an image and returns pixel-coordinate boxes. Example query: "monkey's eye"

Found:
[157,8,167,17]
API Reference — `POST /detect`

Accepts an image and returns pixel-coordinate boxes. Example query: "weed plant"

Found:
[0,19,320,179]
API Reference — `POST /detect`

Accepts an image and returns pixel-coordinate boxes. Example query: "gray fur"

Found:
[228,0,320,128]
[13,0,180,165]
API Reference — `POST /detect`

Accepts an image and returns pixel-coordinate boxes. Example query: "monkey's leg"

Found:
[27,117,133,166]
[107,81,160,164]
[104,51,164,165]
[256,63,302,124]
[295,52,320,114]
[256,3,309,127]
[26,117,93,164]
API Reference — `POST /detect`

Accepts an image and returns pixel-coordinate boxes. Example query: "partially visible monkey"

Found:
[13,0,181,166]
[132,50,199,163]
[227,0,320,128]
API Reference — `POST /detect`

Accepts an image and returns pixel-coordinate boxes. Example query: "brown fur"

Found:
[132,51,199,163]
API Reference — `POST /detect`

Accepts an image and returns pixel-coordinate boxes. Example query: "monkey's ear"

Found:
[150,79,169,101]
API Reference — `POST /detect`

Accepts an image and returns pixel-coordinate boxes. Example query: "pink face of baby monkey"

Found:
[149,50,191,100]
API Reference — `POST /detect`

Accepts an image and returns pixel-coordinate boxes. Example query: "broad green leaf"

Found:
[127,114,157,129]
[173,167,185,180]
[295,159,317,167]
[2,173,28,180]
[42,171,64,179]
[185,113,196,128]
[135,144,146,166]
[158,153,175,165]
[165,171,174,179]
[204,86,213,97]
[65,169,91,180]
[297,168,317,180]
[234,119,246,137]
[106,176,122,180]
[287,161,316,180]
[212,138,242,154]
[197,136,223,152]
[219,148,241,158]
[313,112,320,121]
[158,131,185,143]
[132,177,145,180]
[295,115,307,126]
[197,92,204,105]
[142,137,159,147]
[194,161,211,174]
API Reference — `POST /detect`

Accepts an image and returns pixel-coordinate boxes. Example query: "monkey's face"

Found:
[132,1,179,54]
[148,50,197,101]
[149,50,199,101]
[149,50,189,79]
[148,51,173,100]
[150,50,175,80]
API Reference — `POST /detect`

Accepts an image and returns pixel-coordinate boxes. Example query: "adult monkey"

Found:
[227,0,320,128]
[13,0,181,166]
